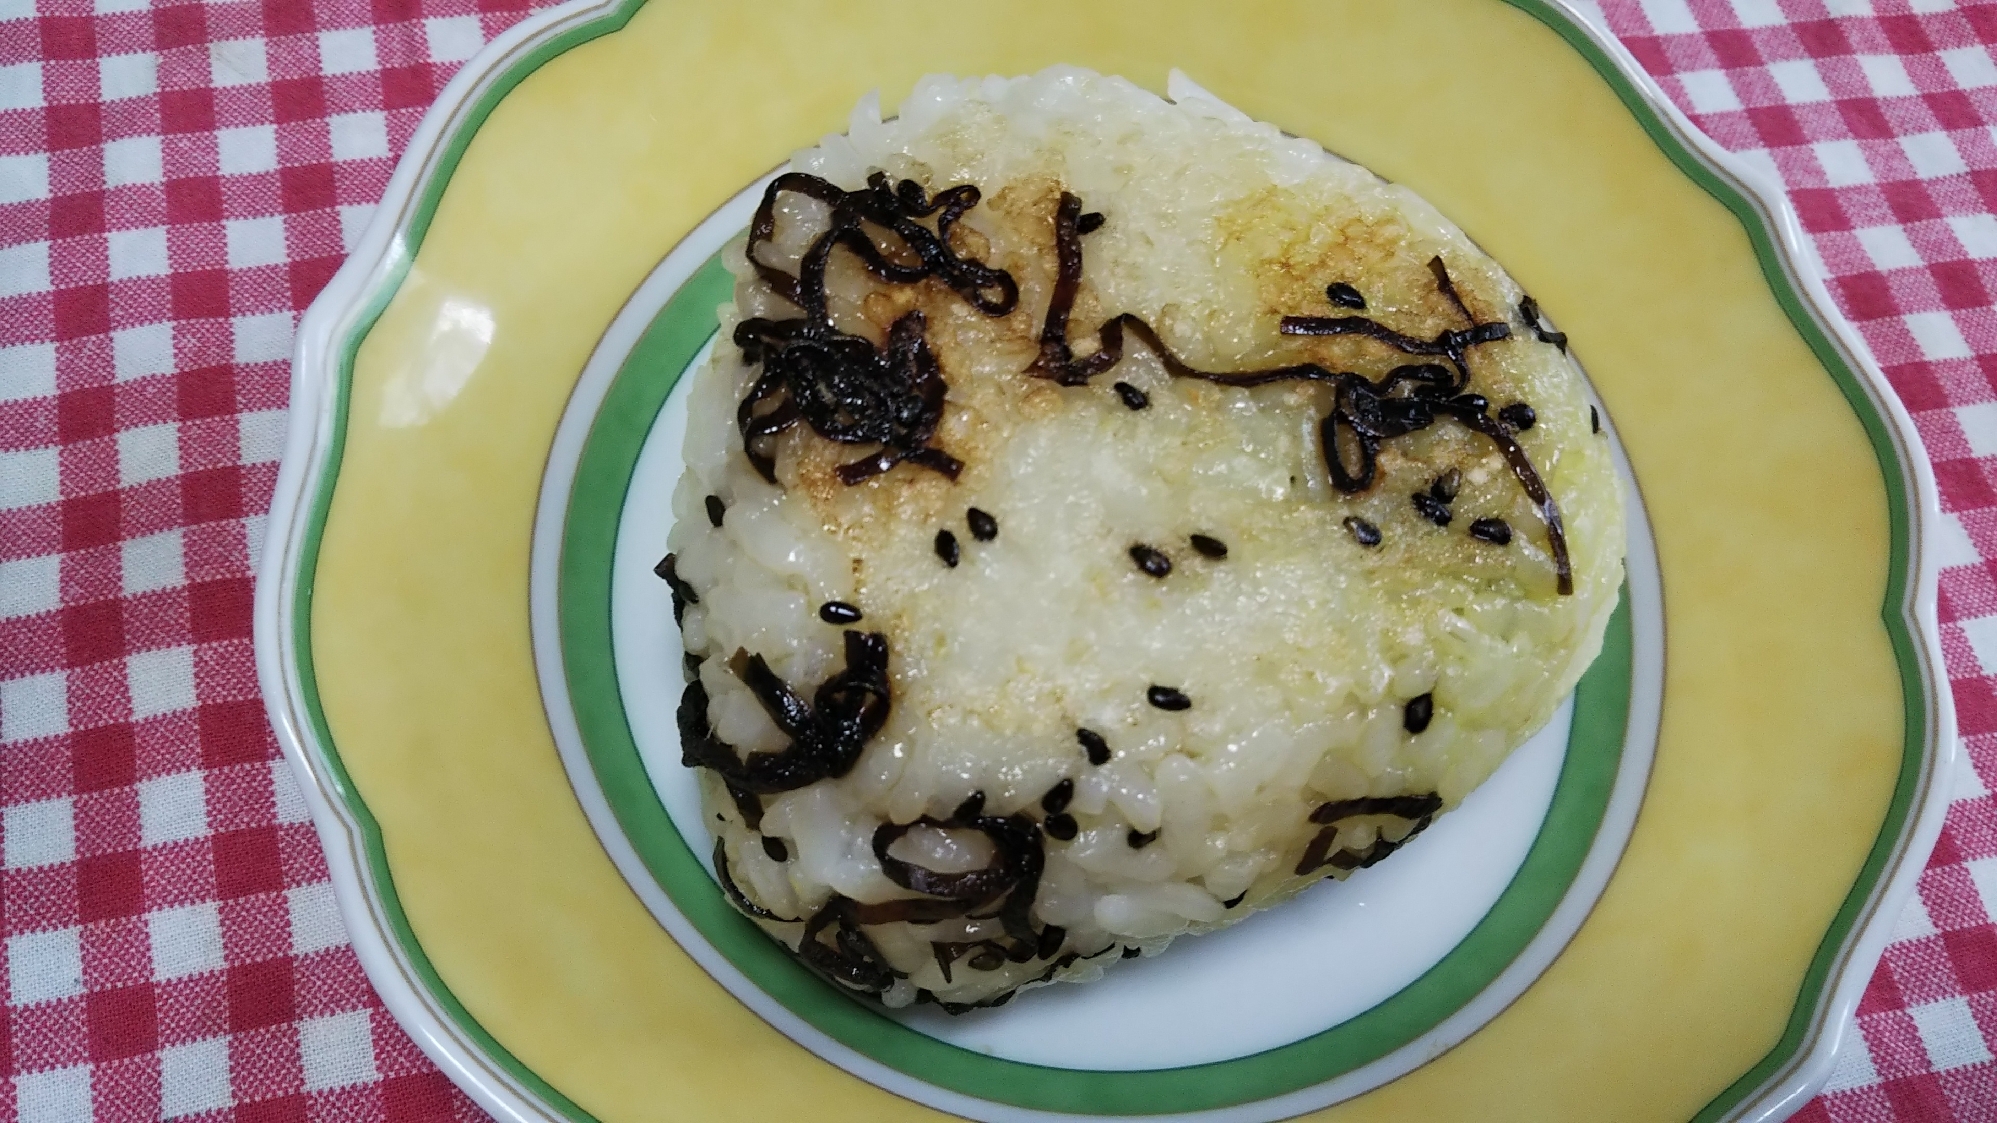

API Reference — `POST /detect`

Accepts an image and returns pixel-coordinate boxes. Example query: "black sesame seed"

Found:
[1223,890,1247,909]
[1412,492,1453,527]
[1343,516,1382,547]
[1077,728,1111,766]
[967,507,998,541]
[1325,282,1367,310]
[1041,779,1075,815]
[1404,693,1434,734]
[1076,211,1106,234]
[761,836,789,862]
[935,529,960,567]
[1147,685,1191,711]
[1045,813,1078,841]
[1469,517,1513,546]
[1189,534,1228,559]
[1498,403,1537,431]
[705,494,725,527]
[1113,381,1149,410]
[1130,544,1172,578]
[953,791,986,821]
[1590,405,1601,433]
[1429,468,1461,503]
[969,948,1006,971]
[819,600,863,624]
[1127,829,1159,849]
[1122,945,1143,959]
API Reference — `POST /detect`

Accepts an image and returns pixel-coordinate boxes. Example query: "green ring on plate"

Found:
[553,250,1637,1115]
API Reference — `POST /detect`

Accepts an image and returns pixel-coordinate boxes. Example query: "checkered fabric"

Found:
[0,0,1992,1120]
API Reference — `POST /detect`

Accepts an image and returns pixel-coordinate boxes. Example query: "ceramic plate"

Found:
[254,2,1955,1121]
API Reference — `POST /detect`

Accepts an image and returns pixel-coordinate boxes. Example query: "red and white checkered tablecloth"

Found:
[0,0,1992,1119]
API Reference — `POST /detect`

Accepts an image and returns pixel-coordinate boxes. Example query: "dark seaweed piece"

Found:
[1498,403,1536,431]
[933,942,964,984]
[1019,201,1572,592]
[1222,890,1247,909]
[1122,945,1143,959]
[705,494,726,527]
[1077,728,1112,766]
[819,600,863,624]
[871,812,1045,943]
[1130,544,1172,578]
[1147,685,1192,711]
[677,630,891,794]
[1037,925,1068,960]
[735,172,1019,486]
[953,791,986,820]
[655,552,699,625]
[1113,381,1150,410]
[1591,405,1601,433]
[1343,516,1382,547]
[726,782,765,831]
[1127,829,1158,849]
[935,529,960,568]
[1325,282,1366,310]
[1469,517,1513,545]
[1076,211,1106,234]
[1310,793,1444,824]
[797,897,904,994]
[1412,491,1453,527]
[967,507,999,541]
[1518,295,1568,352]
[714,839,800,922]
[683,651,703,679]
[762,836,790,862]
[849,897,973,925]
[1429,468,1461,503]
[1189,534,1228,559]
[1041,779,1074,815]
[1044,814,1079,841]
[1403,693,1434,734]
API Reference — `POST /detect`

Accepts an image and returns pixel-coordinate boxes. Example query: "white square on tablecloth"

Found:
[1637,0,1700,35]
[117,421,180,488]
[107,226,170,281]
[1677,69,1742,114]
[127,646,197,722]
[99,52,157,102]
[1911,312,1974,362]
[0,670,67,743]
[1942,46,1997,90]
[1770,58,1834,104]
[137,768,208,846]
[1819,1020,1880,1092]
[1855,225,1923,272]
[1910,997,1995,1071]
[3,797,75,869]
[0,152,47,206]
[233,311,291,365]
[271,759,309,825]
[15,1065,91,1123]
[1947,214,1997,259]
[318,28,378,77]
[0,554,59,619]
[1935,511,1981,570]
[0,241,50,299]
[159,1037,231,1118]
[216,124,278,177]
[0,341,53,402]
[113,322,175,383]
[1959,753,1990,802]
[0,61,41,112]
[1901,131,1969,179]
[225,215,287,270]
[1959,614,1997,676]
[103,135,162,188]
[425,16,483,63]
[93,0,150,12]
[328,111,389,163]
[299,1009,380,1092]
[1728,0,1787,28]
[209,39,267,88]
[243,512,267,568]
[1966,855,1997,922]
[1812,139,1873,188]
[148,902,225,980]
[1889,890,1938,942]
[338,203,375,252]
[0,446,57,512]
[123,528,186,597]
[8,926,83,1005]
[287,882,345,956]
[238,409,288,464]
[1857,55,1918,99]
